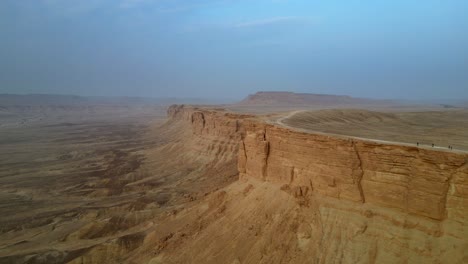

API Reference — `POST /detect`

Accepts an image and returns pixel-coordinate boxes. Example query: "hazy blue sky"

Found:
[1,0,467,100]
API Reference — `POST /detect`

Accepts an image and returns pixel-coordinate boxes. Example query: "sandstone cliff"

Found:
[170,104,468,223]
[156,105,468,264]
[239,120,468,222]
[6,104,465,264]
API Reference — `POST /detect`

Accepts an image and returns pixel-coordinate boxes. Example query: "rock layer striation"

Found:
[238,120,468,222]
[166,105,468,263]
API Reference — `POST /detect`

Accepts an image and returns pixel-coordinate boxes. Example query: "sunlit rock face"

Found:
[232,115,468,263]
[64,105,468,263]
[239,120,468,221]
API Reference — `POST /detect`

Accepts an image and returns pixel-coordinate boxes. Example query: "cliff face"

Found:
[167,104,252,138]
[169,105,468,223]
[239,120,468,222]
[165,105,254,174]
[161,105,468,263]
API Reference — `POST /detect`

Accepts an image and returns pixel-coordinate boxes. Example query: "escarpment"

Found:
[238,120,468,222]
[164,105,254,182]
[163,105,468,263]
[169,105,468,222]
[4,104,466,264]
[168,104,253,138]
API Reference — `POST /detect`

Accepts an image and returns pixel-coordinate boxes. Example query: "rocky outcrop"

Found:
[165,105,254,185]
[167,104,252,138]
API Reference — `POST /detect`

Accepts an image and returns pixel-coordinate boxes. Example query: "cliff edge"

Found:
[148,105,468,264]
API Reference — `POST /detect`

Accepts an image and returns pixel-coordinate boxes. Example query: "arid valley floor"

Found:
[0,93,467,263]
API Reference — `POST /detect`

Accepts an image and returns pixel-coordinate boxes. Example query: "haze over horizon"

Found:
[1,0,467,100]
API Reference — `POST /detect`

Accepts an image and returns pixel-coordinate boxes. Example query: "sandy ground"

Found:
[275,109,468,152]
[0,102,239,263]
[0,105,162,260]
[1,94,467,263]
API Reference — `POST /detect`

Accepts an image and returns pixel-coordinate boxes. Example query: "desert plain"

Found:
[0,92,467,264]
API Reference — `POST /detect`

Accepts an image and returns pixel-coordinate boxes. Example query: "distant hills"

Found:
[2,92,466,109]
[0,94,230,106]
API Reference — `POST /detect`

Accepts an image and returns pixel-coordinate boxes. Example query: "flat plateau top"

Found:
[273,109,468,152]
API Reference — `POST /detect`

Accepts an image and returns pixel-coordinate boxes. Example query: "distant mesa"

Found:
[440,104,458,109]
[237,91,385,106]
